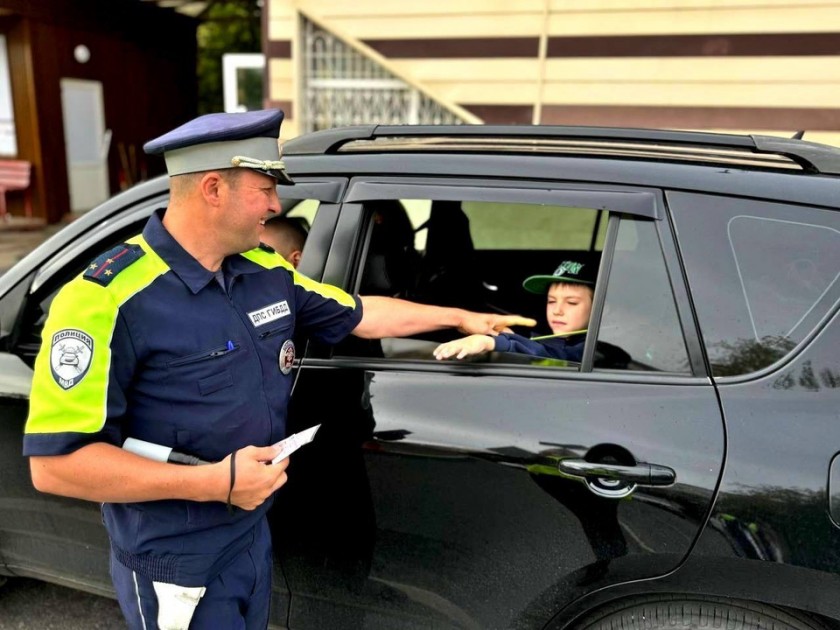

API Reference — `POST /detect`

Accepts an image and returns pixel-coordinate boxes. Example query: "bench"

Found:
[0,159,33,221]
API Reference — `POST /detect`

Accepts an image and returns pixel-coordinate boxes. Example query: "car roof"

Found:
[283,124,840,176]
[280,124,840,209]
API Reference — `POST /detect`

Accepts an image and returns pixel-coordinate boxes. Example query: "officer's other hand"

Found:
[222,445,289,511]
[457,313,536,336]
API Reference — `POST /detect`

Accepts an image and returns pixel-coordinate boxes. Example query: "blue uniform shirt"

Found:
[493,331,587,362]
[24,209,363,585]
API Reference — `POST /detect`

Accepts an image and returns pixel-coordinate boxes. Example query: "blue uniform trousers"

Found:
[110,517,272,629]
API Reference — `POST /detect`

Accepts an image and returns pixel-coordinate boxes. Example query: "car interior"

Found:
[340,198,611,368]
[9,195,643,372]
[356,199,605,323]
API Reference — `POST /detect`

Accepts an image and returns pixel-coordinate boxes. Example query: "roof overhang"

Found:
[140,0,210,18]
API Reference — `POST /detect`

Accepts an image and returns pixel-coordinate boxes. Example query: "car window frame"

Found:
[30,178,348,295]
[312,176,708,379]
[11,178,349,366]
[344,178,661,219]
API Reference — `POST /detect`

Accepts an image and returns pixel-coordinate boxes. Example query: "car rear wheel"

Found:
[574,595,831,630]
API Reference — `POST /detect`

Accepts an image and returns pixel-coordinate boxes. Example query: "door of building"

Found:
[60,78,110,213]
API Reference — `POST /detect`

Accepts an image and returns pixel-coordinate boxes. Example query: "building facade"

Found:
[0,0,197,223]
[263,0,840,147]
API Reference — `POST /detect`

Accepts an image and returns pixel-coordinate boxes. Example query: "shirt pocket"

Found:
[167,342,242,397]
[256,320,293,342]
[168,342,240,368]
[198,371,233,396]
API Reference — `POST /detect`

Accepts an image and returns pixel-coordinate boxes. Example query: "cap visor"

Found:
[523,275,593,293]
[264,168,295,185]
[522,276,554,294]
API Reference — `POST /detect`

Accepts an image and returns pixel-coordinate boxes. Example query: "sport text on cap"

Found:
[143,109,294,185]
[522,260,596,294]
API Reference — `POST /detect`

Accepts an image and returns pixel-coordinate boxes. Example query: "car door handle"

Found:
[557,459,676,486]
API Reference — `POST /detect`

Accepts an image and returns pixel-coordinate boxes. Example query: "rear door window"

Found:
[460,202,608,251]
[331,185,692,374]
[596,216,689,373]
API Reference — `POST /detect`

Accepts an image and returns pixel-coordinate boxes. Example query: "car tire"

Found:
[574,595,830,630]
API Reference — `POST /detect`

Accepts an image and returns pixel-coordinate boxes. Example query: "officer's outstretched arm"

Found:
[353,295,535,339]
[29,443,288,508]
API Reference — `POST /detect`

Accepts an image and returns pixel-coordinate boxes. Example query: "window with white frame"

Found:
[222,53,265,113]
[0,35,17,156]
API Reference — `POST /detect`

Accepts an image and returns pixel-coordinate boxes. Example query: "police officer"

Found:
[23,109,533,629]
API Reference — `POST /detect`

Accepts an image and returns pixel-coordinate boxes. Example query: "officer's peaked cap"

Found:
[143,108,294,184]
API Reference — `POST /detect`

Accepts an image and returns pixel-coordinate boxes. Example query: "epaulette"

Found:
[83,243,146,286]
[258,241,276,253]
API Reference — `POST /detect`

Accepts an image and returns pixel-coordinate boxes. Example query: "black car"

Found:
[1,125,839,630]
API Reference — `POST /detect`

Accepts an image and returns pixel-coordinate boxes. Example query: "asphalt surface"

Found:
[0,577,124,629]
[0,218,63,275]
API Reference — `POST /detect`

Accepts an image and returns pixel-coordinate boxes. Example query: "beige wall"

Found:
[266,0,840,146]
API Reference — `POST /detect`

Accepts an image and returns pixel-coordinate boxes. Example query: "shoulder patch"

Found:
[49,328,94,389]
[258,242,276,253]
[83,243,146,286]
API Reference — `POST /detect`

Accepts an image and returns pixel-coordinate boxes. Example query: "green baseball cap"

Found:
[522,260,596,294]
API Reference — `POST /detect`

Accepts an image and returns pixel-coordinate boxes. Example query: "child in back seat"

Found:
[433,259,595,362]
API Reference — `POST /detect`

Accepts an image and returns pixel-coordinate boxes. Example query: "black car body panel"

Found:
[278,365,723,629]
[1,125,838,629]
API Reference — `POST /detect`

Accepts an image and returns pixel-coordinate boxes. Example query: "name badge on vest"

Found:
[248,300,290,327]
[279,339,295,375]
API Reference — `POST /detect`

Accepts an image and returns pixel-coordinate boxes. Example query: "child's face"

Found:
[546,283,593,334]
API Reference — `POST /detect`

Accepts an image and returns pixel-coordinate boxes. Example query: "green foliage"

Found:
[197,0,262,114]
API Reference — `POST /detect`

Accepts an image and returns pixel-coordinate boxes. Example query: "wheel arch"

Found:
[543,557,840,630]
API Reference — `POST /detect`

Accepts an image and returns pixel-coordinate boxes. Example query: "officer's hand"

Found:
[223,445,289,511]
[457,313,536,336]
[434,334,495,360]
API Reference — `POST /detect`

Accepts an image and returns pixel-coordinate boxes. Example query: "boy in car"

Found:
[261,216,308,268]
[433,259,595,362]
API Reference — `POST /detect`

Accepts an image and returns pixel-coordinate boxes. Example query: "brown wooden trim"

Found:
[5,18,52,221]
[261,1,270,100]
[364,37,538,58]
[547,32,840,57]
[266,99,294,119]
[536,105,840,131]
[265,40,292,58]
[261,0,270,59]
[359,33,840,59]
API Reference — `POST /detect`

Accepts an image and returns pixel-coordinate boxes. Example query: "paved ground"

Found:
[0,577,124,629]
[0,217,65,275]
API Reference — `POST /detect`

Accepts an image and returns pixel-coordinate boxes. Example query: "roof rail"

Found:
[282,125,840,175]
[751,135,840,175]
[284,125,377,155]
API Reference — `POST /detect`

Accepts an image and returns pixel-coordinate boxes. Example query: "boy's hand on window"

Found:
[457,313,536,336]
[434,334,495,360]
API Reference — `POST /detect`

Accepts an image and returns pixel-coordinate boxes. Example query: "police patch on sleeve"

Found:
[50,329,94,390]
[279,339,295,375]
